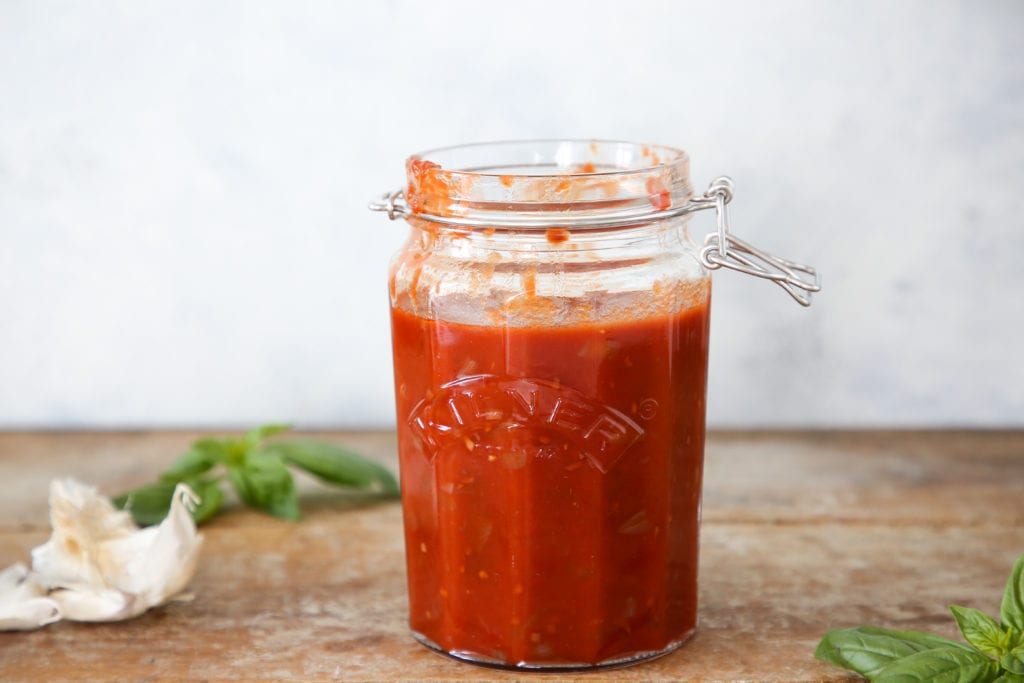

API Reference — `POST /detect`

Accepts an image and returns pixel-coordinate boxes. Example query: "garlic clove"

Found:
[19,478,204,626]
[30,478,137,590]
[0,563,61,631]
[97,484,204,607]
[49,582,136,622]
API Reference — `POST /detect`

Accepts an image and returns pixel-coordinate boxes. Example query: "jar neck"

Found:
[404,140,694,230]
[407,216,693,256]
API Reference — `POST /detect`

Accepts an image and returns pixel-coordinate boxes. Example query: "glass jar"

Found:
[371,140,818,670]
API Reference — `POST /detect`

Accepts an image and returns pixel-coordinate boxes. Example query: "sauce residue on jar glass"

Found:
[404,141,691,219]
[545,228,571,244]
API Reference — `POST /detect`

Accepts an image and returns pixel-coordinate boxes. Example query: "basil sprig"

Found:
[817,553,1024,681]
[114,424,399,525]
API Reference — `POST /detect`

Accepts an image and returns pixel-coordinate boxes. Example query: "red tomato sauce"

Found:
[390,299,711,666]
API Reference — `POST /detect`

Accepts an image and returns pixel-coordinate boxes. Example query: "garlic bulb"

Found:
[0,478,203,630]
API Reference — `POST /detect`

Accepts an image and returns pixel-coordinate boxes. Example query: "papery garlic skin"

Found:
[0,563,61,631]
[31,479,138,591]
[0,478,203,630]
[95,485,203,611]
[48,583,136,622]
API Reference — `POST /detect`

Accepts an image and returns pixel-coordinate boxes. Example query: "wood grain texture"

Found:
[0,431,1021,682]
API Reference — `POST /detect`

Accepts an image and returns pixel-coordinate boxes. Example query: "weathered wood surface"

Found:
[0,431,1021,682]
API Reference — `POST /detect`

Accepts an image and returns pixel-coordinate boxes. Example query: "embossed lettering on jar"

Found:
[387,141,711,670]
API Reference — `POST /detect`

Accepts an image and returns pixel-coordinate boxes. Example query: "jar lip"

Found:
[402,139,695,229]
[411,139,689,179]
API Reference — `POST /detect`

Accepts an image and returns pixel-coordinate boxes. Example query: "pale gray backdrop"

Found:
[2,0,1022,428]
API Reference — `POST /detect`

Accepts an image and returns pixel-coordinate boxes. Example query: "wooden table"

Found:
[1,431,1021,682]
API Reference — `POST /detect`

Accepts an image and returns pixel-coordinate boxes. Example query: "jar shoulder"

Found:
[389,227,709,326]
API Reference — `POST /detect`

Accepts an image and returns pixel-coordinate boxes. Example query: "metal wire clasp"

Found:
[369,176,820,306]
[695,177,821,307]
[368,189,408,220]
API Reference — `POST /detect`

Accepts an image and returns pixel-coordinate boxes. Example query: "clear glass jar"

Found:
[373,140,817,670]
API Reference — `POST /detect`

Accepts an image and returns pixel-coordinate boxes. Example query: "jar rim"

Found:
[402,139,695,229]
[412,139,689,178]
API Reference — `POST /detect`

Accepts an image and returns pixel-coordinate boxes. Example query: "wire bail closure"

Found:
[695,177,820,307]
[371,188,406,221]
[370,175,820,306]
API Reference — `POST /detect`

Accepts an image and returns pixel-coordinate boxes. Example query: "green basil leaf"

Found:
[229,452,300,520]
[244,423,292,447]
[873,647,999,683]
[263,440,399,495]
[191,435,251,468]
[114,478,223,526]
[188,478,225,525]
[950,605,1010,657]
[113,480,178,527]
[192,437,233,459]
[1003,554,1024,633]
[160,448,217,482]
[815,626,972,677]
[995,673,1024,683]
[1001,649,1024,675]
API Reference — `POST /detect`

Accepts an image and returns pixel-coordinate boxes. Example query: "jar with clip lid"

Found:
[370,139,819,670]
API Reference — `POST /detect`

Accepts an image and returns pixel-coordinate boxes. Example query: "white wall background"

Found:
[1,0,1022,429]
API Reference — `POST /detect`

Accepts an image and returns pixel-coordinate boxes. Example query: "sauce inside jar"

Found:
[390,293,711,667]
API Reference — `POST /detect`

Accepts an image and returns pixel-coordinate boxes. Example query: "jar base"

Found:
[411,627,696,672]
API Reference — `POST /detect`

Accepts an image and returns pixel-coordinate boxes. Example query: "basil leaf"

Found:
[854,626,973,651]
[192,437,233,459]
[815,626,972,677]
[114,477,223,526]
[113,480,178,527]
[950,605,1010,657]
[1003,555,1024,633]
[188,478,225,524]
[245,423,292,447]
[160,448,217,482]
[263,440,400,495]
[995,673,1024,683]
[872,647,999,683]
[229,452,300,520]
[191,436,251,468]
[1001,649,1024,675]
